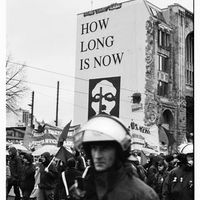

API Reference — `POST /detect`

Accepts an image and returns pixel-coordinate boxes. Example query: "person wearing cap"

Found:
[71,114,159,200]
[7,146,23,200]
[38,152,58,200]
[162,143,194,200]
[20,153,35,200]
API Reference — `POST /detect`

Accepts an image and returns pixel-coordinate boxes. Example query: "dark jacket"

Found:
[38,153,58,190]
[146,165,158,187]
[146,156,168,198]
[76,155,86,172]
[20,163,35,192]
[8,147,23,182]
[154,170,169,199]
[82,164,159,200]
[162,165,194,200]
[60,167,82,199]
[64,168,82,188]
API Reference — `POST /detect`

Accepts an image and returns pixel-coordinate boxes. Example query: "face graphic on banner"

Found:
[91,80,116,115]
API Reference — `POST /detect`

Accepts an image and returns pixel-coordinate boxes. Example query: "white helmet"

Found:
[178,143,193,154]
[73,114,131,151]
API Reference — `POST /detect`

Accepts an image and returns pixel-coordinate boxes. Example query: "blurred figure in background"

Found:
[75,150,87,172]
[146,155,160,187]
[6,155,11,193]
[54,160,66,200]
[127,153,147,183]
[60,157,82,200]
[162,143,194,200]
[20,153,35,200]
[150,156,169,200]
[38,152,58,200]
[7,147,22,200]
[165,153,179,172]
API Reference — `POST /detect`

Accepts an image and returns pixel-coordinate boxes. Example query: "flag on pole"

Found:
[57,120,72,147]
[55,146,74,163]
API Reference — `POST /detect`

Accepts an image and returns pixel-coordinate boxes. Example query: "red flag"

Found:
[55,146,73,163]
[57,120,72,147]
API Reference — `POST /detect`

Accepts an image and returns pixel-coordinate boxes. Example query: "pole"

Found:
[55,81,59,126]
[31,91,34,128]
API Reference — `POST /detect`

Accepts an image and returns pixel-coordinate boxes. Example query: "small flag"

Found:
[55,146,73,163]
[57,120,72,147]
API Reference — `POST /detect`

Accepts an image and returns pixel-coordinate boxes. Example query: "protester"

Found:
[162,143,194,200]
[165,153,179,171]
[146,155,160,187]
[143,154,156,172]
[54,160,67,200]
[6,156,11,191]
[20,153,35,200]
[151,156,169,199]
[71,114,159,200]
[7,146,22,200]
[127,153,147,182]
[60,157,82,200]
[125,154,139,179]
[75,150,87,172]
[38,152,58,200]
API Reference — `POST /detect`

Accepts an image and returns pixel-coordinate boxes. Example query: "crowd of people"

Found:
[6,114,194,200]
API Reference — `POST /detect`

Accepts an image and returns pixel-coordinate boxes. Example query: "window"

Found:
[158,55,168,73]
[157,81,168,97]
[158,29,170,48]
[7,130,13,137]
[185,33,194,86]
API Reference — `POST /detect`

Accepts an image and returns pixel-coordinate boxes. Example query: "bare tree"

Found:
[6,59,28,113]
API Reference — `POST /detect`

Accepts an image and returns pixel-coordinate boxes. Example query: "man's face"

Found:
[91,143,116,171]
[91,80,116,115]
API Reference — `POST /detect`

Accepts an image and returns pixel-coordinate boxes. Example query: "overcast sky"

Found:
[6,0,194,127]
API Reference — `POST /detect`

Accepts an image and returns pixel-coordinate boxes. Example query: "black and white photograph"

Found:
[2,0,197,199]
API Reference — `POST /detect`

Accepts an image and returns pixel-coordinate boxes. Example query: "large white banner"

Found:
[129,120,160,154]
[74,1,149,125]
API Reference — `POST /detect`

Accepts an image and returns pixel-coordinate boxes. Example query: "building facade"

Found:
[73,0,193,154]
[145,2,194,150]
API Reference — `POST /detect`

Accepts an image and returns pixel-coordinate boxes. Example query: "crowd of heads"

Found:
[6,114,194,200]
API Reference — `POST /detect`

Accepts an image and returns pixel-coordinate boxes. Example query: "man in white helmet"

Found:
[162,143,194,200]
[71,114,159,200]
